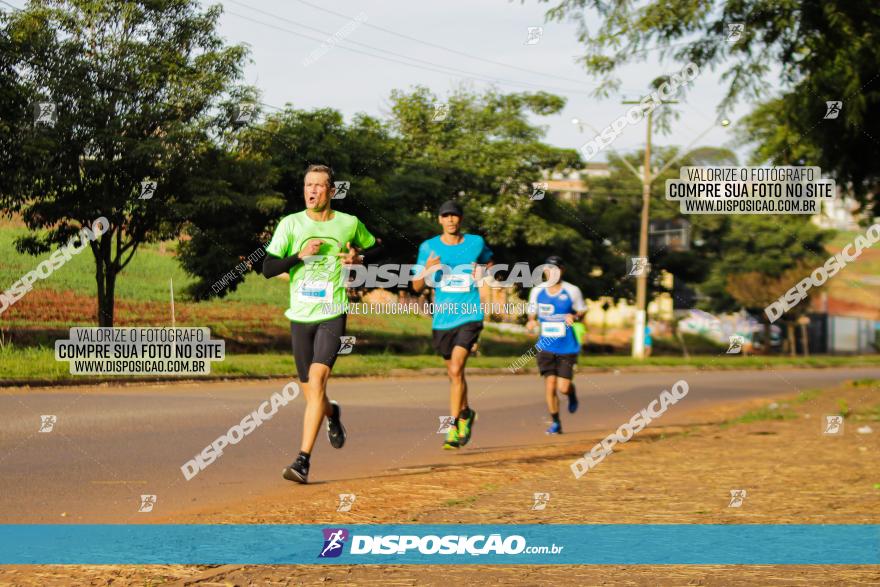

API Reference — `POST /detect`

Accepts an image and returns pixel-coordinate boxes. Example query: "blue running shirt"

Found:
[528,281,587,354]
[415,234,493,330]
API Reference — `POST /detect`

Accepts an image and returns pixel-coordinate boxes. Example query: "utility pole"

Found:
[622,99,675,359]
[574,103,729,359]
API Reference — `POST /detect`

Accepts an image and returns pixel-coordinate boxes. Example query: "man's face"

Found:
[543,265,563,284]
[438,213,461,234]
[304,171,333,210]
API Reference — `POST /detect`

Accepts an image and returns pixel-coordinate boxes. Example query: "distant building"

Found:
[543,164,610,203]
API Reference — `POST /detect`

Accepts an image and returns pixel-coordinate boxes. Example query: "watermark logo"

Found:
[303,13,368,67]
[571,380,689,478]
[432,103,450,122]
[138,494,157,513]
[524,26,543,45]
[726,23,744,44]
[34,102,57,126]
[728,489,746,508]
[824,101,842,120]
[765,223,880,323]
[234,103,256,126]
[531,492,550,511]
[580,61,700,160]
[337,493,356,512]
[211,244,268,294]
[319,528,349,558]
[530,182,547,201]
[333,181,350,200]
[181,382,300,480]
[39,415,57,433]
[627,257,649,277]
[437,415,455,433]
[727,335,744,354]
[1,217,110,316]
[340,261,559,289]
[139,179,157,200]
[338,336,356,355]
[823,415,844,435]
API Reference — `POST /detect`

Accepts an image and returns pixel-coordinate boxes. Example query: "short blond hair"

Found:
[305,164,334,186]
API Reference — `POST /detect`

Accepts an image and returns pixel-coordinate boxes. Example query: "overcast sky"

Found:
[213,0,762,163]
[8,0,764,162]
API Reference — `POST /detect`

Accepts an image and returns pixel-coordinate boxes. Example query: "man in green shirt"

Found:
[263,164,379,484]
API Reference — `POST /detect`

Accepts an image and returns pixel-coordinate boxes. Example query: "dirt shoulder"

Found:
[2,379,879,586]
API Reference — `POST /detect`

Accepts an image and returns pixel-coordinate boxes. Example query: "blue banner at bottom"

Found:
[0,524,877,565]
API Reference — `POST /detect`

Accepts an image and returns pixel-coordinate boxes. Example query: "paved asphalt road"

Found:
[2,367,877,522]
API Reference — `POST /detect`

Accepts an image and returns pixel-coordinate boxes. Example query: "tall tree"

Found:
[1,0,248,325]
[541,0,880,214]
[387,86,583,291]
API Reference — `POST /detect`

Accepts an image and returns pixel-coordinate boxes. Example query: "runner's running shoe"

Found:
[457,409,477,446]
[546,421,562,435]
[443,425,460,450]
[282,454,309,483]
[567,384,579,414]
[327,400,346,449]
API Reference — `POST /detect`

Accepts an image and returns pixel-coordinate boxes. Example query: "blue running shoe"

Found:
[546,421,562,435]
[567,384,579,414]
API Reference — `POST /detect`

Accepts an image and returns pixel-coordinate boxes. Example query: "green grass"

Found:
[794,388,823,404]
[720,405,798,429]
[2,345,879,382]
[851,378,879,387]
[0,225,291,306]
[443,496,478,508]
[853,405,880,422]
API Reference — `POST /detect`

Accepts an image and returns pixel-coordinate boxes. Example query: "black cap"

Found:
[545,255,564,268]
[438,200,463,217]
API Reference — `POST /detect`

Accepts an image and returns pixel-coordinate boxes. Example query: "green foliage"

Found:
[541,0,880,215]
[1,0,251,322]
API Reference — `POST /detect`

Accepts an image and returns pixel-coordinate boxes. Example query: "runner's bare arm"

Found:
[412,251,440,293]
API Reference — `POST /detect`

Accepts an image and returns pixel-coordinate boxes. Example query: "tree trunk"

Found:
[800,322,810,357]
[93,229,117,327]
[763,322,771,355]
[787,322,797,357]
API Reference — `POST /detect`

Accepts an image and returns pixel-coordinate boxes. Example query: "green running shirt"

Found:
[266,210,376,323]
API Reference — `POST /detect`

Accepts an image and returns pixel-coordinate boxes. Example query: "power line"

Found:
[222,5,600,96]
[232,0,598,88]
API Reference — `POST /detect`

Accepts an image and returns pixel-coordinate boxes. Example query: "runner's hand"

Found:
[425,251,441,269]
[415,252,441,281]
[526,319,538,334]
[564,314,575,326]
[337,241,363,265]
[299,239,323,257]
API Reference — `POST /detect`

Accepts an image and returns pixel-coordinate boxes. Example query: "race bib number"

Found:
[440,274,472,293]
[538,303,554,317]
[540,321,566,338]
[297,280,333,304]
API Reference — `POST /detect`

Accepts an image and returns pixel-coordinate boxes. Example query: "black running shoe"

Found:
[282,454,309,484]
[567,384,579,414]
[327,400,346,449]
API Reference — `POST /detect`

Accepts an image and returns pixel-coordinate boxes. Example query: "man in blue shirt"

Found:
[413,200,493,449]
[527,256,586,434]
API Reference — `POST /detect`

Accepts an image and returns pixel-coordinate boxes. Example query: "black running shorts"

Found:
[432,321,483,360]
[290,314,347,382]
[536,351,578,379]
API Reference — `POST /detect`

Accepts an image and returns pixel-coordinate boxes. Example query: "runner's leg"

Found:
[545,374,559,414]
[300,363,333,454]
[557,377,571,395]
[445,344,470,417]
